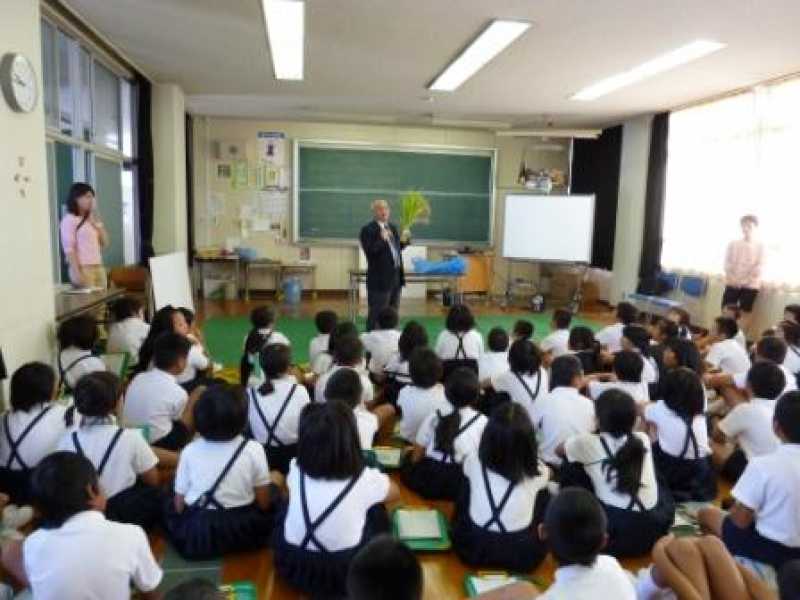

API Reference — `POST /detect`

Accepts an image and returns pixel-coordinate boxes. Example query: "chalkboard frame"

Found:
[293,139,497,247]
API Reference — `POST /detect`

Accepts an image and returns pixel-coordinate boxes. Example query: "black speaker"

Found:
[0,348,6,381]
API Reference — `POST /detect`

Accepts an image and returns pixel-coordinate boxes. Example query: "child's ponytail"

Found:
[605,433,646,498]
[258,344,291,396]
[435,367,479,457]
[596,389,645,499]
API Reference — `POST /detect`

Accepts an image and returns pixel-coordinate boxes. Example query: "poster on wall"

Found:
[257,131,286,166]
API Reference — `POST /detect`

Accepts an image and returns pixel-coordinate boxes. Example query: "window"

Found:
[93,61,121,150]
[79,47,92,141]
[57,30,77,135]
[41,21,58,129]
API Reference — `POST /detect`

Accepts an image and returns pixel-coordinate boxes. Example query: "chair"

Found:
[107,266,153,319]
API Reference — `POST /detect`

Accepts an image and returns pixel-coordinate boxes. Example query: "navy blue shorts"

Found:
[722,517,800,569]
[721,286,759,312]
[152,420,191,451]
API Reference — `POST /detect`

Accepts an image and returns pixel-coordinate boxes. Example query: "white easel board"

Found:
[149,252,195,312]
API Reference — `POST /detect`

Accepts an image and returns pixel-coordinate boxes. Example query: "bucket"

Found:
[282,276,302,304]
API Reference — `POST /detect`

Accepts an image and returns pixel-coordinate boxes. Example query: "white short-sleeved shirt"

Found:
[416,406,487,463]
[0,404,67,471]
[565,432,659,511]
[707,339,751,375]
[732,365,797,395]
[784,346,800,376]
[529,387,596,465]
[176,343,210,384]
[644,400,710,459]
[354,407,378,449]
[478,351,509,383]
[248,378,309,447]
[541,329,570,358]
[734,328,747,349]
[383,353,411,384]
[283,461,390,552]
[732,444,800,548]
[315,364,374,406]
[106,317,150,364]
[596,322,625,353]
[58,424,157,498]
[312,351,334,376]
[490,369,549,413]
[175,436,270,509]
[435,329,484,361]
[123,369,188,443]
[24,510,162,600]
[718,398,780,459]
[361,329,401,375]
[309,334,330,367]
[588,380,650,406]
[463,453,550,533]
[397,384,449,442]
[59,347,107,390]
[540,555,637,600]
[641,356,659,385]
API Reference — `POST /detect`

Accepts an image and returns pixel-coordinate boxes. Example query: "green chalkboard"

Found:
[295,144,494,245]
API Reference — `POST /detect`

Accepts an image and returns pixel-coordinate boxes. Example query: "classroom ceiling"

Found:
[63,0,800,129]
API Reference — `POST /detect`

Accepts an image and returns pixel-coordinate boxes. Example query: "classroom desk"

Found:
[243,258,282,300]
[54,287,126,323]
[193,255,241,299]
[348,270,463,321]
[279,262,318,300]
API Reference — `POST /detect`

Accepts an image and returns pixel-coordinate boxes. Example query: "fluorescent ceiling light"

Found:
[262,0,305,80]
[496,129,602,139]
[429,20,531,92]
[571,40,725,101]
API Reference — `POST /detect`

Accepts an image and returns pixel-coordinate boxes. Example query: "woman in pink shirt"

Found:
[59,183,109,289]
[722,214,764,337]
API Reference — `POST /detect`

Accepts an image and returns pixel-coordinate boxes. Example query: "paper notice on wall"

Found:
[252,218,272,232]
[257,131,286,166]
[256,190,289,219]
[232,160,249,190]
[208,193,225,221]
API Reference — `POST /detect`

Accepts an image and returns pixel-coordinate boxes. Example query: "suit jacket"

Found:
[359,220,407,291]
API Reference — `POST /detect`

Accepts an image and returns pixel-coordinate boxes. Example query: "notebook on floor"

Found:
[392,508,451,551]
[373,446,403,469]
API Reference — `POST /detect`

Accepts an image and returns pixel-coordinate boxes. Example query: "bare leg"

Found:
[1,539,28,589]
[179,386,205,432]
[697,506,726,538]
[371,404,397,442]
[710,439,735,471]
[152,446,180,468]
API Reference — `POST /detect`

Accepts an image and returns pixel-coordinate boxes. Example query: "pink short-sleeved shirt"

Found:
[60,213,102,266]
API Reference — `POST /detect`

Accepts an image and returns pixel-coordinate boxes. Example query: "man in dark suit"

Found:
[359,199,408,330]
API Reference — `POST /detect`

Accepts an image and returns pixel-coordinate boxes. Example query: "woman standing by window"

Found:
[60,183,109,288]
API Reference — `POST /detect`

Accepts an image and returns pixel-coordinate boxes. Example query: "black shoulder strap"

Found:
[299,468,361,553]
[480,465,516,533]
[250,385,296,448]
[4,406,53,470]
[790,345,800,359]
[193,438,249,510]
[72,427,124,476]
[600,435,646,511]
[678,419,700,460]
[60,354,94,393]
[454,333,467,359]
[439,412,482,464]
[513,371,542,404]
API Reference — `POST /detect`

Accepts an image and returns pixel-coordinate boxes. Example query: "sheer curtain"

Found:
[662,77,800,288]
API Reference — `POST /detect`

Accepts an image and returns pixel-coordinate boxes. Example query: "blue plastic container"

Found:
[282,276,302,304]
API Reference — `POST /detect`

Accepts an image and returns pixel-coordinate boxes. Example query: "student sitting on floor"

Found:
[361,306,401,378]
[313,320,360,379]
[402,368,488,500]
[164,384,283,559]
[648,319,680,390]
[645,368,716,502]
[512,319,534,342]
[397,348,448,443]
[0,363,66,505]
[489,339,548,415]
[57,315,106,395]
[562,389,674,557]
[324,368,379,450]
[60,372,161,529]
[622,325,659,389]
[452,403,550,572]
[315,335,374,406]
[478,327,510,386]
[666,307,693,341]
[273,402,398,598]
[248,344,310,475]
[173,306,212,391]
[699,390,800,570]
[383,320,428,402]
[778,320,800,387]
[346,535,423,600]
[722,303,748,349]
[106,296,150,365]
[596,301,639,354]
[568,326,603,375]
[704,316,751,375]
[541,309,572,360]
[240,305,291,386]
[587,350,650,407]
[707,335,797,397]
[436,304,483,379]
[712,361,783,483]
[661,337,704,377]
[310,310,338,374]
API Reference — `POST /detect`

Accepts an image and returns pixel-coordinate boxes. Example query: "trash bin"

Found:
[282,276,302,304]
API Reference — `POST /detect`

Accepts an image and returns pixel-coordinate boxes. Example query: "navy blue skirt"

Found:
[652,443,717,502]
[602,486,675,558]
[272,503,390,598]
[722,517,800,569]
[0,467,33,506]
[400,456,464,501]
[265,443,297,476]
[106,481,163,530]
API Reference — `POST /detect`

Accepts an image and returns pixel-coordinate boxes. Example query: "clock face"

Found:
[1,53,38,113]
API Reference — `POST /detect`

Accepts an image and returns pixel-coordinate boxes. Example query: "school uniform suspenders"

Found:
[58,354,93,394]
[249,385,297,448]
[513,372,541,404]
[298,468,360,553]
[679,422,701,460]
[438,412,482,464]
[3,406,52,470]
[72,428,125,476]
[454,334,468,360]
[599,436,647,512]
[192,439,249,510]
[480,465,517,533]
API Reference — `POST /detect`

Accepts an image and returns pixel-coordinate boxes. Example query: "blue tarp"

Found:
[411,256,467,275]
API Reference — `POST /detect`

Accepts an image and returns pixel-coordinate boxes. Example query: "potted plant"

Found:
[399,191,431,243]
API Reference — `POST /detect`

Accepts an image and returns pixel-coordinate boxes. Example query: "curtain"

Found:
[637,112,669,292]
[135,74,155,264]
[571,125,623,270]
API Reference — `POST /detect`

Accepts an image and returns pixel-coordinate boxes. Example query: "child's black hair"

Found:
[328,321,359,354]
[58,315,98,351]
[774,391,800,444]
[135,305,178,372]
[723,304,742,321]
[544,487,607,567]
[194,384,247,442]
[31,451,99,528]
[178,307,195,326]
[324,368,363,409]
[10,362,55,412]
[785,304,800,324]
[668,307,691,327]
[109,296,143,322]
[74,372,121,418]
[479,403,539,483]
[715,316,739,340]
[486,327,509,353]
[747,361,786,400]
[549,354,583,391]
[377,306,399,330]
[623,325,651,358]
[780,320,800,348]
[512,319,534,340]
[595,389,646,499]
[663,338,704,375]
[65,182,95,216]
[153,332,192,371]
[656,319,679,341]
[244,305,276,355]
[333,335,364,366]
[258,343,291,395]
[662,368,705,422]
[315,310,338,334]
[616,302,639,326]
[756,335,788,365]
[568,326,597,352]
[508,339,542,376]
[435,368,479,457]
[446,304,475,334]
[398,321,428,361]
[552,309,573,330]
[612,351,644,383]
[409,347,442,389]
[297,402,364,479]
[164,578,220,600]
[347,534,423,600]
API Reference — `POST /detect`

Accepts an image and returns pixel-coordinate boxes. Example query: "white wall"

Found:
[0,0,57,395]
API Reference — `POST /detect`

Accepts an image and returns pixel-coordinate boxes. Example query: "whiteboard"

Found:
[502,194,595,262]
[149,252,195,312]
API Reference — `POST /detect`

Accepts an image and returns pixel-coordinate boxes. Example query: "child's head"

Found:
[778,320,800,348]
[784,304,800,325]
[549,354,584,391]
[779,559,800,600]
[333,335,364,367]
[715,316,739,340]
[662,368,705,421]
[612,351,644,383]
[178,307,195,327]
[512,319,534,341]
[164,578,220,600]
[409,347,442,389]
[486,327,509,353]
[667,307,690,328]
[258,343,291,395]
[74,372,122,418]
[153,332,192,372]
[662,338,703,374]
[774,391,800,444]
[328,321,359,354]
[444,367,479,410]
[398,321,428,361]
[250,305,275,330]
[31,452,104,528]
[595,389,645,497]
[596,389,637,437]
[58,315,98,350]
[722,304,742,322]
[194,384,247,442]
[740,214,758,238]
[508,339,542,376]
[347,535,423,600]
[315,310,338,335]
[324,367,363,409]
[10,362,56,411]
[171,309,191,337]
[541,487,607,567]
[479,403,540,483]
[446,304,475,334]
[654,319,679,343]
[109,296,143,322]
[621,325,651,357]
[756,335,788,365]
[747,361,786,401]
[616,301,639,326]
[552,308,573,331]
[568,326,597,352]
[376,306,399,330]
[297,402,363,479]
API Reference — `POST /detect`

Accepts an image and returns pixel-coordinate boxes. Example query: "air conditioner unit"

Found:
[213,140,246,161]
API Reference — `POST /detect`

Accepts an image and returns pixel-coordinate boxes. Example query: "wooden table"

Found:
[348,270,463,321]
[54,287,126,323]
[243,258,282,300]
[193,255,241,299]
